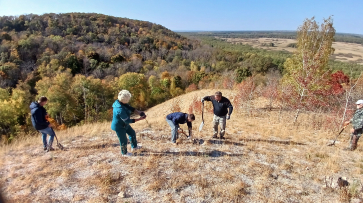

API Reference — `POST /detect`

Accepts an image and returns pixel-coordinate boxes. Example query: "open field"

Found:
[221,37,363,65]
[2,89,363,202]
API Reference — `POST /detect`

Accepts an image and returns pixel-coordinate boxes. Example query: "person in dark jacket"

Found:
[202,91,233,139]
[166,112,195,143]
[111,90,146,156]
[30,96,56,151]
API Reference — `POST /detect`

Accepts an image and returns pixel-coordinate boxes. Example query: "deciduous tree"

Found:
[282,16,335,122]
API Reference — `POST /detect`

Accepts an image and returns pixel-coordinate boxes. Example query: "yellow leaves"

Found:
[57,124,67,130]
[190,61,199,71]
[117,73,149,109]
[0,87,29,127]
[44,48,55,55]
[9,49,20,60]
[160,60,167,67]
[46,117,67,130]
[37,59,69,78]
[131,54,142,61]
[0,62,18,72]
[0,88,9,101]
[148,75,157,88]
[161,71,170,79]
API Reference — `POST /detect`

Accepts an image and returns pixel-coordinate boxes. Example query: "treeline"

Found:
[182,31,363,45]
[184,34,363,78]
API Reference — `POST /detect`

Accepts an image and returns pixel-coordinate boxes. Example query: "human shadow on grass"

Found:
[238,138,306,145]
[134,150,243,157]
[186,138,304,146]
[71,143,120,150]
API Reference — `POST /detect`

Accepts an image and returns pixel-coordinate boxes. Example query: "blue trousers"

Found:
[166,119,178,143]
[39,127,55,148]
[115,125,137,155]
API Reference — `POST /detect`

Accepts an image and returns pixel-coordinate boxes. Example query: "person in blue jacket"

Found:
[111,90,146,156]
[166,112,195,144]
[30,96,56,151]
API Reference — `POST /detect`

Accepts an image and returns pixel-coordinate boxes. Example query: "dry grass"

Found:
[222,37,363,65]
[1,89,363,202]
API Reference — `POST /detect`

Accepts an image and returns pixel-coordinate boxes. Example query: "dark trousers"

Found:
[115,125,137,154]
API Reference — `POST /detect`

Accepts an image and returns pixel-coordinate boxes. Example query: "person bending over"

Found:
[166,112,195,144]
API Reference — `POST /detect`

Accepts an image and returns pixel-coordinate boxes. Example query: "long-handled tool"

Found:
[178,128,190,139]
[327,126,347,146]
[139,112,151,127]
[51,128,64,150]
[199,102,204,132]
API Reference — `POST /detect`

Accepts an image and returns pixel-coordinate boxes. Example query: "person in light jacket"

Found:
[111,90,146,156]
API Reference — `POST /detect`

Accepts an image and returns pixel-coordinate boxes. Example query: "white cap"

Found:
[356,100,363,105]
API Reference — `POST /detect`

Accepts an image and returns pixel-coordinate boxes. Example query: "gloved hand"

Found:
[226,115,230,120]
[344,121,350,127]
[201,98,204,103]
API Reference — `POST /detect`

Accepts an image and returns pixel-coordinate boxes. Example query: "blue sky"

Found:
[0,0,362,34]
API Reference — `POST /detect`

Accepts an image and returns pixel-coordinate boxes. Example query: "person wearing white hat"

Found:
[343,100,363,150]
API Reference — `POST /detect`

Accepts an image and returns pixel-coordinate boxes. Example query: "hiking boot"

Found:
[131,146,142,152]
[122,152,133,157]
[219,136,225,140]
[47,147,55,152]
[212,135,218,139]
[43,147,47,151]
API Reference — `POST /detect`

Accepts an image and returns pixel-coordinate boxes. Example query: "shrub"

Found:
[185,84,198,93]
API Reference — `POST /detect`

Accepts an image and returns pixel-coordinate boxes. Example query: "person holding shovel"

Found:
[202,91,233,139]
[343,100,363,151]
[30,96,56,151]
[111,90,146,156]
[166,112,195,144]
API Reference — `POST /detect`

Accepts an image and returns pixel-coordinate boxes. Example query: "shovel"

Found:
[327,126,347,146]
[178,128,190,139]
[199,102,204,132]
[51,128,64,150]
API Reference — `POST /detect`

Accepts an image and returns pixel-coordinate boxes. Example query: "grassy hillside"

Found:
[1,89,363,202]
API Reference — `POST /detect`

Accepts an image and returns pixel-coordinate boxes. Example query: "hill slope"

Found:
[0,13,197,88]
[1,89,363,202]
